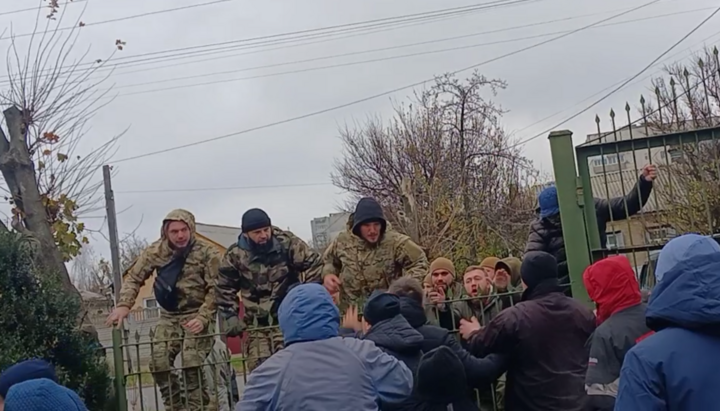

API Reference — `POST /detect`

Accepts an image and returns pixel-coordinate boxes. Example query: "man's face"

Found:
[494,267,510,289]
[166,221,190,248]
[247,227,272,245]
[423,282,434,295]
[431,269,453,289]
[359,222,382,244]
[464,269,490,297]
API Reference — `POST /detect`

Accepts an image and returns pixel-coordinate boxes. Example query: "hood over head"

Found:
[0,359,57,398]
[538,186,560,218]
[161,209,196,242]
[496,257,522,287]
[583,256,641,325]
[520,251,558,291]
[363,314,424,354]
[5,378,87,411]
[351,197,387,237]
[416,346,467,404]
[278,283,339,345]
[647,234,720,333]
[398,296,427,329]
[363,290,401,325]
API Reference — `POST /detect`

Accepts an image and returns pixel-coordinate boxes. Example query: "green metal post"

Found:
[112,328,129,411]
[548,130,592,305]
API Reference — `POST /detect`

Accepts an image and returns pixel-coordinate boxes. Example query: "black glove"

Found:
[223,315,247,337]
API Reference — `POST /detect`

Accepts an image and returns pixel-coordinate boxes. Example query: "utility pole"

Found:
[103,165,122,305]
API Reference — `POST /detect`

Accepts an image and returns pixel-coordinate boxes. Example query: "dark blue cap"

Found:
[0,359,57,398]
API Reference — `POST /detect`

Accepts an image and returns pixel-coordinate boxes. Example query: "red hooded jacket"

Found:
[583,256,642,325]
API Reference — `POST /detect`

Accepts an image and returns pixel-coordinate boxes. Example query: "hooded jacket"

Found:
[322,198,429,307]
[0,359,57,399]
[237,284,413,411]
[5,378,87,411]
[495,257,523,310]
[117,209,220,326]
[468,252,595,411]
[415,347,480,411]
[615,234,720,411]
[525,177,653,286]
[582,256,649,411]
[216,226,323,324]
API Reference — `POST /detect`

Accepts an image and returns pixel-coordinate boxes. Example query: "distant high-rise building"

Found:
[310,212,351,249]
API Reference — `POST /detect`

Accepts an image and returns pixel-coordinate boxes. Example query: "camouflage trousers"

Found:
[149,315,215,411]
[477,374,507,411]
[244,328,284,373]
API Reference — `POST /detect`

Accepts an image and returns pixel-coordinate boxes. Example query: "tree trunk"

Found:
[0,106,81,301]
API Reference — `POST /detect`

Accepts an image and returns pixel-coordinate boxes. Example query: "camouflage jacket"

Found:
[322,228,428,307]
[117,210,220,327]
[216,227,322,324]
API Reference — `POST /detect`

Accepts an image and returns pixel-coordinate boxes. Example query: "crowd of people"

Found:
[6,162,720,411]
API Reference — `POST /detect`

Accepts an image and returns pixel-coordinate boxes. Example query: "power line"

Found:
[111,0,662,164]
[510,4,720,149]
[511,27,720,137]
[0,0,235,41]
[109,6,715,95]
[115,182,332,194]
[0,0,85,18]
[6,0,538,80]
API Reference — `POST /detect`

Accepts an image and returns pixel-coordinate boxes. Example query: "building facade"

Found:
[310,212,351,250]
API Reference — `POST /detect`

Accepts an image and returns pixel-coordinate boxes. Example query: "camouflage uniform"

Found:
[216,226,322,372]
[118,209,219,411]
[322,217,428,310]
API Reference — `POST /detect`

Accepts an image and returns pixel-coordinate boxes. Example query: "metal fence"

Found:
[108,287,530,411]
[549,52,720,299]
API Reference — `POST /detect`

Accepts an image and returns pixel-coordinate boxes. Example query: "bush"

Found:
[0,232,112,411]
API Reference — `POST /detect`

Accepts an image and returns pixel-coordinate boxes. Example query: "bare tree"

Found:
[642,46,720,234]
[73,233,149,294]
[332,71,538,269]
[0,2,125,298]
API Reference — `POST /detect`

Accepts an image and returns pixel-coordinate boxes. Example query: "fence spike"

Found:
[148,328,155,341]
[609,108,615,118]
[670,77,676,87]
[698,58,705,68]
[134,330,140,343]
[714,46,718,56]
[625,102,631,113]
[595,114,600,124]
[640,94,645,105]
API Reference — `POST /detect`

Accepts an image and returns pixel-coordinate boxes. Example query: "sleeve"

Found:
[196,247,220,327]
[614,349,666,411]
[117,249,155,309]
[444,332,508,386]
[397,238,429,282]
[216,247,241,316]
[288,235,323,284]
[470,309,519,357]
[236,352,285,411]
[595,176,653,222]
[524,224,548,253]
[321,238,342,279]
[344,338,413,404]
[585,330,622,411]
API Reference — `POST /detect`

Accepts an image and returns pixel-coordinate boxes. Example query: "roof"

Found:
[195,222,240,249]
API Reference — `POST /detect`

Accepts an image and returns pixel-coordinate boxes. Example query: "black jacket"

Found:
[525,175,653,285]
[415,346,481,411]
[468,278,596,411]
[363,314,424,375]
[399,297,507,388]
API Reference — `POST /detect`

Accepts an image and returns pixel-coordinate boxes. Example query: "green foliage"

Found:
[0,231,112,410]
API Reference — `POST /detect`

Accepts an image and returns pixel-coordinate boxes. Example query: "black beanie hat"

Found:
[241,208,271,233]
[363,290,400,325]
[416,346,467,403]
[352,197,387,236]
[520,251,559,290]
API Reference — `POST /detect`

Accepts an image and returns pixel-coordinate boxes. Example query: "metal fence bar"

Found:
[112,328,129,411]
[549,130,592,304]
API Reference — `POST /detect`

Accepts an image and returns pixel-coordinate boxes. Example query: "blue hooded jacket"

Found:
[615,234,720,411]
[237,283,413,411]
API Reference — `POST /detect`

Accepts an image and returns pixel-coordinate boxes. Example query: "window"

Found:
[143,298,158,309]
[606,231,625,249]
[668,148,683,163]
[646,226,677,244]
[591,154,622,168]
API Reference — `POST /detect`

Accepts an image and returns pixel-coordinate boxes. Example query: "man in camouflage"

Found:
[106,209,219,411]
[215,208,322,372]
[322,197,428,310]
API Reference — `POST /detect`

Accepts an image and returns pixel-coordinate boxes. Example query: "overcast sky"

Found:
[0,0,716,253]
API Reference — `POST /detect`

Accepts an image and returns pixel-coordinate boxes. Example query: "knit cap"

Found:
[480,257,500,271]
[5,378,87,411]
[0,359,57,399]
[429,257,456,278]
